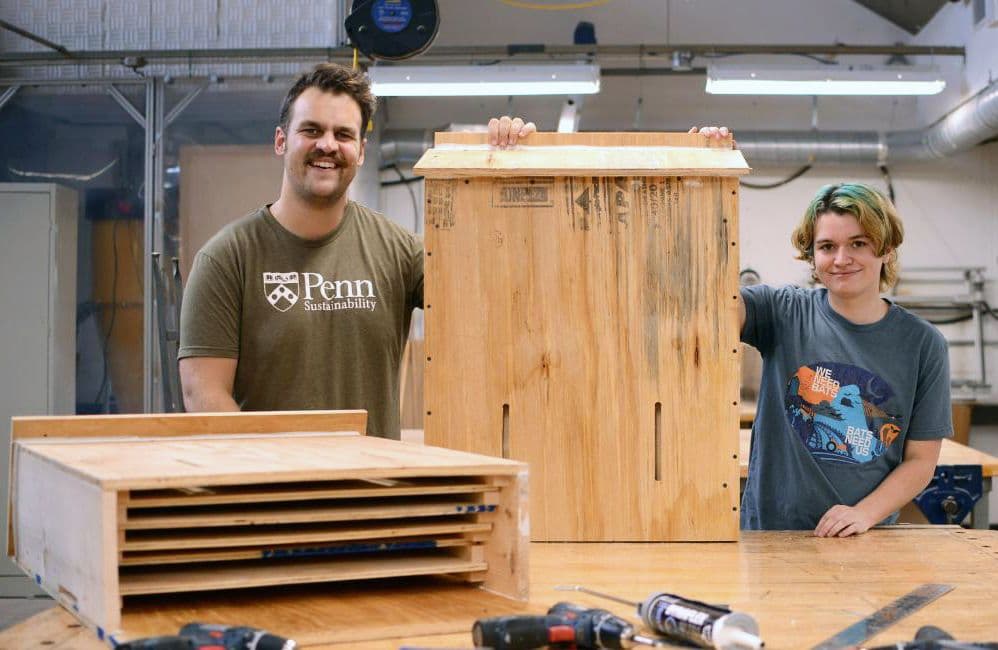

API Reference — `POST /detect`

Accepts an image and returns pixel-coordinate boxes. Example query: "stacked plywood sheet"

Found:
[415,132,749,542]
[7,411,528,638]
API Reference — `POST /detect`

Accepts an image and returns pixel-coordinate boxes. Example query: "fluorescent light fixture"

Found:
[368,64,600,97]
[705,64,945,96]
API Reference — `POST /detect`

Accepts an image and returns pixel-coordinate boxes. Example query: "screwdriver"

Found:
[556,585,763,650]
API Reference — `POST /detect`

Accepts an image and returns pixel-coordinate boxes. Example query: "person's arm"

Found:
[738,292,746,334]
[813,437,942,537]
[180,357,240,412]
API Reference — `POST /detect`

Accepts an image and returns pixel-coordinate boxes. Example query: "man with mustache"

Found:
[178,63,535,438]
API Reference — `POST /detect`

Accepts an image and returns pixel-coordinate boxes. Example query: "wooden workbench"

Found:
[3,528,997,648]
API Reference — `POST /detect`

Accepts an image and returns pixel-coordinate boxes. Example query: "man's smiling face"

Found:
[274,87,366,206]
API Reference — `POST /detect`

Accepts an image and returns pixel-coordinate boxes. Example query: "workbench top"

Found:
[4,527,997,649]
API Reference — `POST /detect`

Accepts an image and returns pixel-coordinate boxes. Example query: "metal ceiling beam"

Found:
[0,42,965,68]
[0,19,74,59]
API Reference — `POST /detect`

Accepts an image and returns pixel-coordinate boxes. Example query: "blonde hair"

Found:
[791,183,904,291]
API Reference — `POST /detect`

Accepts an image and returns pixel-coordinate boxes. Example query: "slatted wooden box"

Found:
[7,411,528,639]
[414,132,749,542]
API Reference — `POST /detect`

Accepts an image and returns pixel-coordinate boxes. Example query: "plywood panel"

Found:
[418,134,743,541]
[179,145,282,282]
[119,553,487,595]
[124,477,496,507]
[17,433,523,489]
[122,519,492,552]
[10,410,367,441]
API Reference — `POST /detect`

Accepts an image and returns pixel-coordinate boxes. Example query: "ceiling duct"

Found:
[850,0,949,34]
[381,76,998,167]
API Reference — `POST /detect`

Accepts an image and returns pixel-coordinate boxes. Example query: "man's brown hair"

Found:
[278,63,377,133]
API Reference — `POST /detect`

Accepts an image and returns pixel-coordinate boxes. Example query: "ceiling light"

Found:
[705,64,945,96]
[368,64,601,97]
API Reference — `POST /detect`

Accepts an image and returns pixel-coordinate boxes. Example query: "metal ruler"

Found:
[811,583,954,650]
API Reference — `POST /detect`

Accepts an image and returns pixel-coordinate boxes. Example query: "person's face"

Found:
[813,211,888,301]
[274,87,366,205]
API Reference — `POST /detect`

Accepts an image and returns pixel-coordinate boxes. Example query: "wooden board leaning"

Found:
[415,132,750,542]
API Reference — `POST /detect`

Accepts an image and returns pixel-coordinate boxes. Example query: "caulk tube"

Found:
[638,592,763,650]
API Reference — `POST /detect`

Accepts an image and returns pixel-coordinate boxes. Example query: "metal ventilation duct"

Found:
[381,77,998,167]
[851,0,949,34]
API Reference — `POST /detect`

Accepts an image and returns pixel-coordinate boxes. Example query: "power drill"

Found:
[472,601,662,649]
[114,622,296,650]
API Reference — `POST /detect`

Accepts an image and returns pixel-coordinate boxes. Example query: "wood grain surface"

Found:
[15,432,524,488]
[4,528,996,649]
[421,135,743,541]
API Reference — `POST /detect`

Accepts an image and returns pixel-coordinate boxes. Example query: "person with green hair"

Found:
[739,182,952,536]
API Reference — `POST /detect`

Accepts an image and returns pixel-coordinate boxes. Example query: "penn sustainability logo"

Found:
[263,272,377,313]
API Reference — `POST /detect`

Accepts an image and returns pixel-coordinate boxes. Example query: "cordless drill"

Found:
[114,622,296,650]
[472,601,662,649]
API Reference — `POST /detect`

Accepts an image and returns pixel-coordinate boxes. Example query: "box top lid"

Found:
[16,432,526,488]
[414,132,750,178]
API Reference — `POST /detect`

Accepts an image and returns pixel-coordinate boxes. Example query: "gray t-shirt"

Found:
[740,285,952,530]
[179,202,423,439]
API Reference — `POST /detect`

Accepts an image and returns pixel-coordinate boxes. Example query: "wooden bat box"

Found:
[7,411,528,641]
[414,132,749,542]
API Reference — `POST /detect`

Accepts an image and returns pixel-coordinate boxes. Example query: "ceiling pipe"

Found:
[382,76,998,167]
[0,43,964,67]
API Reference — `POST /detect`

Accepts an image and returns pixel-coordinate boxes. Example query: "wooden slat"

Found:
[433,132,734,148]
[9,410,367,441]
[415,146,750,178]
[119,535,478,566]
[124,477,497,508]
[17,433,525,489]
[118,553,488,595]
[122,519,493,552]
[123,497,497,530]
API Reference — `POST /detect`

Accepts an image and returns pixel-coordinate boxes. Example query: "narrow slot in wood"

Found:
[501,404,510,459]
[122,518,493,552]
[118,553,488,595]
[654,402,662,482]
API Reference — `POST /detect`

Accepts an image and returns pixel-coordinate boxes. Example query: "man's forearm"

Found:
[182,389,241,412]
[855,457,936,523]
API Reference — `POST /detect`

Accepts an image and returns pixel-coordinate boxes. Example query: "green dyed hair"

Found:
[791,183,905,291]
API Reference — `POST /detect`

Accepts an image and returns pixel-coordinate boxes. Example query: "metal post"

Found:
[143,79,156,412]
[152,77,166,412]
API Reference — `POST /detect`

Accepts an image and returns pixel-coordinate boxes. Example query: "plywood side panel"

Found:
[13,449,120,632]
[424,175,740,541]
[10,410,368,441]
[481,470,529,600]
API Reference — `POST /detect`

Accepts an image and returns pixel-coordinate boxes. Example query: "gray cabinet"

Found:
[1,183,77,597]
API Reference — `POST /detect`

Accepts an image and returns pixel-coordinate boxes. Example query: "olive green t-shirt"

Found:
[178,202,423,439]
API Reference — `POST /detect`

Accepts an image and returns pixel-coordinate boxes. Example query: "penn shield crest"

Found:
[263,272,300,312]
